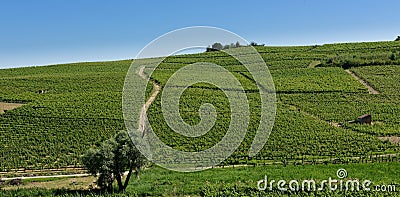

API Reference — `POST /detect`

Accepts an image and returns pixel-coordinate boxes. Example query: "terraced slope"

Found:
[1,41,400,171]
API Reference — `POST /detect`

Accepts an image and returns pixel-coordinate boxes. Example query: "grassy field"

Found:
[1,162,399,196]
[1,41,400,196]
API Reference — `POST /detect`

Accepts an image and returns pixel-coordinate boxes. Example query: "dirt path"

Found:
[137,66,161,136]
[1,176,96,190]
[0,102,24,114]
[0,173,91,181]
[378,136,400,145]
[345,69,379,94]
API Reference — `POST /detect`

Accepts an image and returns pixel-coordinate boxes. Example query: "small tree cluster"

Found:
[395,36,400,41]
[212,42,223,50]
[206,41,242,51]
[250,41,265,46]
[82,131,147,192]
[206,41,266,52]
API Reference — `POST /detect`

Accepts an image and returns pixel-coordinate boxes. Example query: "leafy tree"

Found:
[82,131,147,192]
[249,41,265,46]
[211,42,223,50]
[250,41,258,46]
[396,36,400,41]
[389,53,397,60]
[235,41,241,48]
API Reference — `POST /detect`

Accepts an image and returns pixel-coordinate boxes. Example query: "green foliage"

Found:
[82,131,147,192]
[279,93,400,136]
[146,42,400,164]
[211,43,223,50]
[269,67,367,93]
[351,65,400,94]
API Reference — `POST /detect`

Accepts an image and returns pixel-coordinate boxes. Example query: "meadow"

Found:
[2,162,399,196]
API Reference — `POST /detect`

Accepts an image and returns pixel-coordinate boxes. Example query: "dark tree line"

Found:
[206,41,265,52]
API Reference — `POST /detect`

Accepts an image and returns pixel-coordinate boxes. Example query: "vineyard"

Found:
[0,41,400,176]
[147,41,400,166]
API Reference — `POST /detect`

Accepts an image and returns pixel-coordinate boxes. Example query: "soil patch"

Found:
[378,136,400,145]
[0,102,24,114]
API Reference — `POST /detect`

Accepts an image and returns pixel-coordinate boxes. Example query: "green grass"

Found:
[1,163,399,196]
[127,162,400,196]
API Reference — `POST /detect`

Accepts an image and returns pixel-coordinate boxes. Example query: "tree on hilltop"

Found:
[211,42,223,50]
[235,41,241,47]
[205,41,243,52]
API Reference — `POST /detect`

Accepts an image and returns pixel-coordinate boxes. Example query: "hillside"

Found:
[0,41,400,172]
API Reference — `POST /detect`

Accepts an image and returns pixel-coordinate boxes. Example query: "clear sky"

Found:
[1,0,399,68]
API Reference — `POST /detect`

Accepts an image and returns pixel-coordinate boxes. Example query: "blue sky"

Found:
[1,0,399,68]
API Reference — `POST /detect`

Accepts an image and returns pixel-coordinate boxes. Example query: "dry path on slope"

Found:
[0,102,24,114]
[137,66,161,136]
[345,69,379,94]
